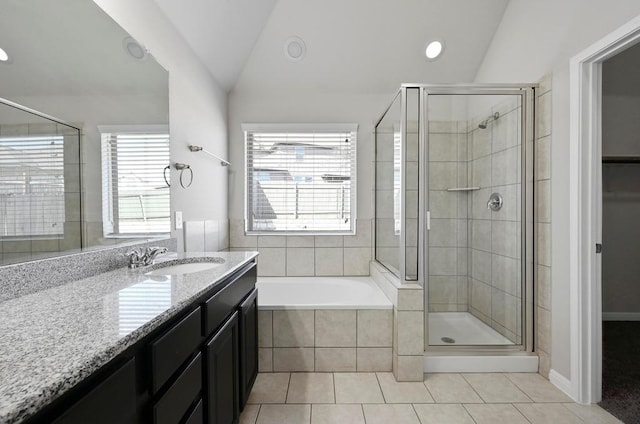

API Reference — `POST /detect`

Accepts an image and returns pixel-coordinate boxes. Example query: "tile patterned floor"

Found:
[242,372,624,424]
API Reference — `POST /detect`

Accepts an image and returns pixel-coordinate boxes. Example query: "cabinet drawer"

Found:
[150,307,202,393]
[184,399,204,424]
[204,264,256,336]
[52,359,136,424]
[153,353,202,424]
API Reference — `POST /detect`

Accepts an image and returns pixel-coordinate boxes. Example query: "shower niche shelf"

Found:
[446,187,480,192]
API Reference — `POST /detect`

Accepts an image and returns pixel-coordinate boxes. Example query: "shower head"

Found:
[478,112,500,129]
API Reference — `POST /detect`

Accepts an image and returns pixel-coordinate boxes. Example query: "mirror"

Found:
[0,0,170,265]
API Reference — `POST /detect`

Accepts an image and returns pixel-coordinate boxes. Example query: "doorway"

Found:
[569,13,640,406]
[599,42,640,422]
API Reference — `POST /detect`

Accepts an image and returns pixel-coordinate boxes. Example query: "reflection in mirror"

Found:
[0,100,82,265]
[374,93,402,276]
[0,0,170,266]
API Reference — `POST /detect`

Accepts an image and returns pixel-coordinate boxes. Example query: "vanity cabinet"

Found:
[238,289,258,408]
[205,312,240,424]
[51,359,137,424]
[25,260,257,424]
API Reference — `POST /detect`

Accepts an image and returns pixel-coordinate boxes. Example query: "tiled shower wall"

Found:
[229,219,372,277]
[535,76,552,377]
[467,98,523,344]
[0,123,82,265]
[427,121,469,312]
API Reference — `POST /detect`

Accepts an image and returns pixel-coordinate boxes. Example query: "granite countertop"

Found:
[0,251,258,424]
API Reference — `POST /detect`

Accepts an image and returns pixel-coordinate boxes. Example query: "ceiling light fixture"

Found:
[284,36,306,62]
[425,40,444,60]
[122,36,148,61]
[0,47,9,62]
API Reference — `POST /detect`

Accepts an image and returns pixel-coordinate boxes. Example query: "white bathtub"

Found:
[256,276,392,310]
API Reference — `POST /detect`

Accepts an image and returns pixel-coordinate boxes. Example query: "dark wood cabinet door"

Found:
[238,289,258,409]
[184,399,204,424]
[205,312,240,424]
[52,359,136,424]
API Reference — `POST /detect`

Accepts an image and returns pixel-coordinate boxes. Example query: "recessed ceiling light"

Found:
[284,36,306,62]
[122,36,148,61]
[0,47,9,62]
[425,40,444,60]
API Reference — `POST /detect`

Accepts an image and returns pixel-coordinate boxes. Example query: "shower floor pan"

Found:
[425,312,538,373]
[428,312,513,346]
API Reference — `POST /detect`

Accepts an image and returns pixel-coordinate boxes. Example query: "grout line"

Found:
[410,403,425,424]
[355,311,358,371]
[332,372,336,404]
[421,376,435,402]
[460,374,487,403]
[271,313,275,372]
[284,372,292,404]
[374,372,387,403]
[511,403,534,423]
[254,404,262,424]
[361,403,367,424]
[461,404,480,424]
[505,376,535,404]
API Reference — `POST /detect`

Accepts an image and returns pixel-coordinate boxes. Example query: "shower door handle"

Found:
[596,243,602,254]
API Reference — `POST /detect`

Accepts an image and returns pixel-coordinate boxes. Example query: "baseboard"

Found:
[549,369,575,400]
[602,312,640,321]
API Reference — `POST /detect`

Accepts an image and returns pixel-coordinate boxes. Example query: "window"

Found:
[101,126,170,236]
[0,135,65,237]
[244,124,357,234]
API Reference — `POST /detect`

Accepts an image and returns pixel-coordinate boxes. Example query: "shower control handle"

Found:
[487,192,503,211]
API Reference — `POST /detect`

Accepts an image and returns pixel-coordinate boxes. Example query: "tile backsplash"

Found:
[229,219,372,277]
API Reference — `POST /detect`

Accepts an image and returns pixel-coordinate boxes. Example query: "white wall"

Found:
[93,0,229,251]
[474,0,640,382]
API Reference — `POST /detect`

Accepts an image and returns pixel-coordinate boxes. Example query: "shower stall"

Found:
[374,85,535,361]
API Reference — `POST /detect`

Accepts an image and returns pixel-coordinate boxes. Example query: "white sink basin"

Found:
[145,259,225,276]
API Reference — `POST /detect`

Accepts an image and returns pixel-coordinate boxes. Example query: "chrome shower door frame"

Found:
[415,84,536,354]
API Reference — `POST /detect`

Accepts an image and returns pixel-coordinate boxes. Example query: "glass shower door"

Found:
[425,90,531,348]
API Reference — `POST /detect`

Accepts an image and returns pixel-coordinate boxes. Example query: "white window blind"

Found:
[101,130,170,235]
[244,124,357,234]
[0,135,65,237]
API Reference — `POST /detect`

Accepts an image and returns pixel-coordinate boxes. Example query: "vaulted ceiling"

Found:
[152,0,277,91]
[153,0,510,94]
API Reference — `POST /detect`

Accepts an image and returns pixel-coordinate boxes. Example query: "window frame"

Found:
[243,123,358,236]
[99,124,170,238]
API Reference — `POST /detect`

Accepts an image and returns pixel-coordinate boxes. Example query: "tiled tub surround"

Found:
[229,219,373,277]
[0,237,176,302]
[256,276,393,373]
[0,251,257,424]
[370,262,425,382]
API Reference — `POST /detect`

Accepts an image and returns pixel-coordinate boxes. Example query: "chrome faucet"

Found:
[126,246,168,268]
[141,246,168,266]
[126,248,144,268]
